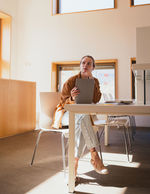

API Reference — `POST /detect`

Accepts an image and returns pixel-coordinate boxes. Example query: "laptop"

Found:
[75,78,94,104]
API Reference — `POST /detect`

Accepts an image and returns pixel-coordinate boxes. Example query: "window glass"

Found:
[133,0,150,5]
[57,0,115,14]
[93,68,115,102]
[57,64,115,102]
[0,16,11,79]
[57,66,79,91]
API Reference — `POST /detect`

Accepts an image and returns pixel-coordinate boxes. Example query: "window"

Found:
[53,0,116,15]
[0,12,11,79]
[131,0,150,6]
[51,59,118,102]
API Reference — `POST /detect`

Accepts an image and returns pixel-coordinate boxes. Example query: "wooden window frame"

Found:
[52,0,117,15]
[130,0,150,7]
[51,59,118,99]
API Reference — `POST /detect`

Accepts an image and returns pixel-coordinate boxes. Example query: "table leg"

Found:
[68,112,75,193]
[104,115,109,146]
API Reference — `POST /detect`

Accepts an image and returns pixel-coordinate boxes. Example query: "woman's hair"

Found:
[80,55,95,68]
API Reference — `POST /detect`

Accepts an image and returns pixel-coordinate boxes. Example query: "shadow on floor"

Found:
[76,164,150,188]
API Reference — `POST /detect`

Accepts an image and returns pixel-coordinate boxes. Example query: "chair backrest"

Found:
[102,93,109,101]
[39,92,61,128]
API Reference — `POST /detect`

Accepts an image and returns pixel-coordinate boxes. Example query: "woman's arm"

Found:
[60,79,74,106]
[60,76,80,108]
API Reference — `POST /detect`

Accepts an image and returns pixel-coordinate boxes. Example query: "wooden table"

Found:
[64,103,150,193]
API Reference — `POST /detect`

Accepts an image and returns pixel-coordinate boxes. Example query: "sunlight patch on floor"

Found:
[75,181,127,194]
[27,152,140,194]
[26,172,68,194]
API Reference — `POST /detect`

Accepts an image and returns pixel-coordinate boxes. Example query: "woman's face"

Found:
[80,57,94,74]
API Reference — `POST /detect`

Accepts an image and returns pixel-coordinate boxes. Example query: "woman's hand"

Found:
[71,87,80,100]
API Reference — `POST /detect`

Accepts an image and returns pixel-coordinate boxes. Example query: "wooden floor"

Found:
[0,127,150,194]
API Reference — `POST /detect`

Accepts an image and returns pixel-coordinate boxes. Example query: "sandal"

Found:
[90,149,109,175]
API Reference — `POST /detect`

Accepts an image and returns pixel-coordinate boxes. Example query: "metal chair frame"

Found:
[31,128,69,178]
[30,92,69,180]
[93,117,133,163]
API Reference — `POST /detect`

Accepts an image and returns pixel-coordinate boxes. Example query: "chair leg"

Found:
[61,133,67,180]
[129,116,136,141]
[126,126,133,152]
[122,127,130,162]
[31,130,43,166]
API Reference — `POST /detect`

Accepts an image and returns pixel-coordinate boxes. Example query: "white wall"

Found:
[0,0,17,79]
[1,0,150,126]
[15,0,150,94]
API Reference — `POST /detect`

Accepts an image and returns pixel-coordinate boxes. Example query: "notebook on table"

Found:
[75,78,94,104]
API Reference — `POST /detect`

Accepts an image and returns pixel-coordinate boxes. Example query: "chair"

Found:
[102,92,136,144]
[91,115,133,163]
[31,92,69,179]
[31,92,104,179]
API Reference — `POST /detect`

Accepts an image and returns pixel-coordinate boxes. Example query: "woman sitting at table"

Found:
[52,55,108,179]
